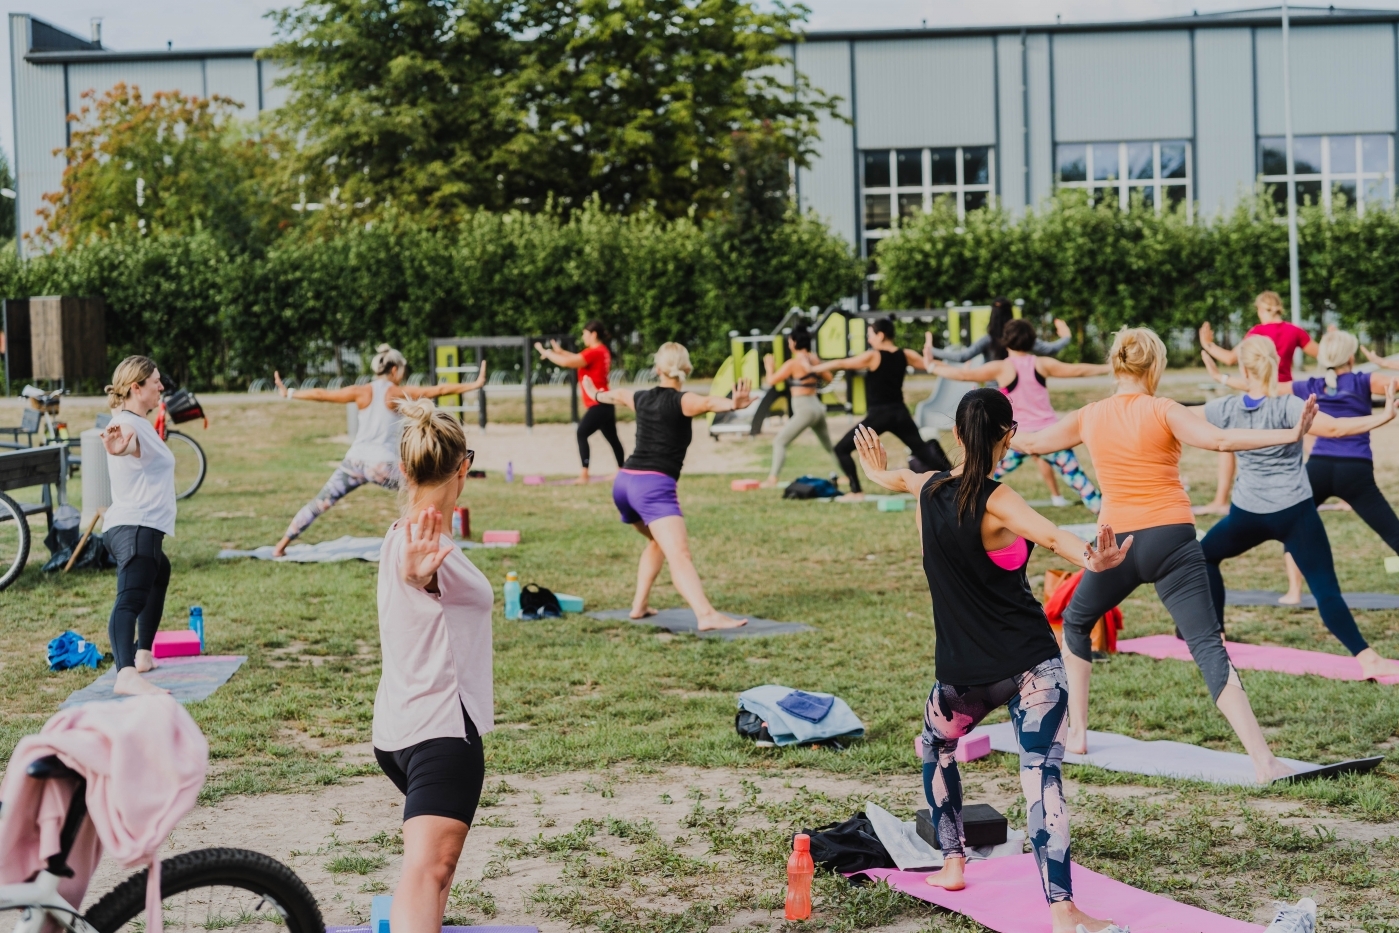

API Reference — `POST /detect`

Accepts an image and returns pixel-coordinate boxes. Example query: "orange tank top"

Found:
[1077,393,1194,532]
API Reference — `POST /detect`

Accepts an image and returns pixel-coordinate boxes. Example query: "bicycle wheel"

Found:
[0,491,30,592]
[165,430,207,500]
[84,847,323,933]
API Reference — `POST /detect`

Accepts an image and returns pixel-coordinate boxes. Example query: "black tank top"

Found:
[623,387,692,480]
[920,472,1061,686]
[865,349,907,407]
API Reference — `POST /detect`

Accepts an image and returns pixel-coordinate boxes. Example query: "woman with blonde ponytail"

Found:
[270,344,487,556]
[372,399,493,933]
[584,342,756,631]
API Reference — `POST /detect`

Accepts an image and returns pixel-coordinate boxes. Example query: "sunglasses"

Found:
[1006,421,1018,438]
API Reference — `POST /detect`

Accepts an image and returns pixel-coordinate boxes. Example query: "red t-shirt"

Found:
[1246,321,1312,382]
[579,344,611,408]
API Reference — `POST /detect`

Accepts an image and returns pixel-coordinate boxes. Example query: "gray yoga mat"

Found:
[588,608,813,640]
[218,535,514,563]
[975,721,1381,786]
[1224,589,1399,610]
[61,655,248,708]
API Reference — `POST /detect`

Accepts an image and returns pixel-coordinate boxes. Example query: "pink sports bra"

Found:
[986,536,1029,571]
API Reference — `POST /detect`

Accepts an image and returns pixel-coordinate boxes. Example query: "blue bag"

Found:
[47,631,102,672]
[783,476,840,500]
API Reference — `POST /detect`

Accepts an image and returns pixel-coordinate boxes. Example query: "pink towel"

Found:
[1119,634,1399,685]
[0,695,208,933]
[860,853,1262,932]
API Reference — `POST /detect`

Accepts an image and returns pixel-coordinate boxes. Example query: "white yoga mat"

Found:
[218,535,513,563]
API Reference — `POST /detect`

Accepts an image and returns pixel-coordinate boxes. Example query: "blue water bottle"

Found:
[504,571,521,620]
[189,606,204,651]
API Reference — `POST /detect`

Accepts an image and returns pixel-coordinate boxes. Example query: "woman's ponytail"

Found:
[928,387,1016,523]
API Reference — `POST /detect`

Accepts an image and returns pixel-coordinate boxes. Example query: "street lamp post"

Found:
[1282,1,1303,333]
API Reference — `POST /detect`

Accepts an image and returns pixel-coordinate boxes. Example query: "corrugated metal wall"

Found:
[794,40,855,246]
[205,59,259,109]
[1255,24,1396,135]
[996,33,1027,214]
[67,60,208,107]
[1052,31,1193,142]
[1195,28,1256,216]
[260,59,292,111]
[1026,33,1053,206]
[852,37,996,149]
[11,15,67,248]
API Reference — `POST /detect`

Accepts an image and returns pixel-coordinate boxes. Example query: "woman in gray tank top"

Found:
[270,345,487,556]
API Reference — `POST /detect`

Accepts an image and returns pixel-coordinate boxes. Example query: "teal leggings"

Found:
[995,449,1101,513]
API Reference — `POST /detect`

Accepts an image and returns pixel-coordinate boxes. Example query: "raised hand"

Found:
[100,421,138,457]
[1296,394,1319,440]
[763,352,775,376]
[1201,351,1222,380]
[1198,321,1215,348]
[923,331,935,371]
[852,424,888,474]
[1054,318,1071,340]
[274,371,288,397]
[731,378,754,410]
[1362,346,1389,367]
[1383,378,1396,420]
[533,341,547,356]
[402,506,454,590]
[1084,523,1133,573]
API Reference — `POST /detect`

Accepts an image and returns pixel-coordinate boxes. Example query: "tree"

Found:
[264,0,837,223]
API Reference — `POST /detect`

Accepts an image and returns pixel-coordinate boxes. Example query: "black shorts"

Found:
[374,710,485,826]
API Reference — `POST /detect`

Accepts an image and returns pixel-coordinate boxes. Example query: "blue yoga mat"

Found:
[60,655,247,708]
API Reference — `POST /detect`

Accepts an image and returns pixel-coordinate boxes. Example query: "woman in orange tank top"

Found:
[1012,328,1318,784]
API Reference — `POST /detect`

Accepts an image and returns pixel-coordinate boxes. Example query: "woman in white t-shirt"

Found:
[100,356,178,696]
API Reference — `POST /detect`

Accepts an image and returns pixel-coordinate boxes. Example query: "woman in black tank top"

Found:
[585,341,757,632]
[852,388,1132,933]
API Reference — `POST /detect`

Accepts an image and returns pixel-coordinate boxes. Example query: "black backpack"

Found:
[783,475,840,500]
[799,813,895,874]
[519,584,562,620]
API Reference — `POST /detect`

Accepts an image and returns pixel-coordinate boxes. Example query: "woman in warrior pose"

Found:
[812,317,951,499]
[925,296,1073,364]
[760,323,837,487]
[1013,328,1318,783]
[924,318,1110,511]
[271,345,486,556]
[535,321,626,484]
[1198,337,1399,678]
[584,342,754,630]
[853,390,1131,933]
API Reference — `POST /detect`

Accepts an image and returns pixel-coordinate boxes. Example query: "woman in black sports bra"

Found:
[760,324,838,487]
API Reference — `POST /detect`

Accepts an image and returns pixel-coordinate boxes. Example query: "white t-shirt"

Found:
[103,410,178,536]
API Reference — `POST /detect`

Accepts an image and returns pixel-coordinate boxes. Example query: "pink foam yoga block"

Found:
[483,530,521,544]
[523,475,545,486]
[153,630,202,659]
[955,732,991,762]
[730,479,761,491]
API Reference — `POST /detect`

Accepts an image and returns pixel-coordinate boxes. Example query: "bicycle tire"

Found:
[84,847,323,933]
[165,430,207,500]
[0,490,31,592]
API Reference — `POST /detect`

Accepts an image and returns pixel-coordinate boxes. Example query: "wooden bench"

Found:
[0,445,67,526]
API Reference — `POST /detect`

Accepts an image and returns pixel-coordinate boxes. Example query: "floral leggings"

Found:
[921,657,1072,904]
[284,458,403,541]
[994,448,1101,513]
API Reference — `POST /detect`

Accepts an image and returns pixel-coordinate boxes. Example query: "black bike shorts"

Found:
[373,710,485,827]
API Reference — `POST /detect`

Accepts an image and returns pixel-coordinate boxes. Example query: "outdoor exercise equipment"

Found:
[428,334,579,430]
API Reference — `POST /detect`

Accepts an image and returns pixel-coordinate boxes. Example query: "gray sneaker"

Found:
[1266,898,1317,933]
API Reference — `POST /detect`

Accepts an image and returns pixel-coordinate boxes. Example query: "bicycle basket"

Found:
[163,388,205,424]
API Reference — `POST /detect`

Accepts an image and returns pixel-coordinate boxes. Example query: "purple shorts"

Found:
[612,469,683,525]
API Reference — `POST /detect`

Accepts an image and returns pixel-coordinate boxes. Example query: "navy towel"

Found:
[777,689,835,723]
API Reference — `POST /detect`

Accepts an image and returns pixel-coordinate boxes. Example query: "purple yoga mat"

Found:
[1119,635,1399,685]
[859,854,1262,932]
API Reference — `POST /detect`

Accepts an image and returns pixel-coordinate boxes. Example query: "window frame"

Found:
[860,146,997,257]
[1054,140,1194,221]
[1257,133,1394,216]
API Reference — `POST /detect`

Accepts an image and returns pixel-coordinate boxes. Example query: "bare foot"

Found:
[1190,501,1229,516]
[759,477,780,489]
[696,611,747,631]
[1066,728,1088,756]
[1357,647,1399,680]
[1049,899,1119,933]
[134,649,157,673]
[924,855,964,891]
[113,668,170,697]
[272,536,292,558]
[1256,756,1297,784]
[574,471,591,486]
[1277,591,1303,606]
[629,606,659,620]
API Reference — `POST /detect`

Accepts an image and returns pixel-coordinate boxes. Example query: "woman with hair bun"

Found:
[270,344,487,556]
[535,320,626,485]
[759,323,837,487]
[925,296,1073,363]
[372,399,493,933]
[584,342,755,631]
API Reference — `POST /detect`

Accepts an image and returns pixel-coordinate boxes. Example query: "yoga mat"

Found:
[61,656,247,708]
[547,474,613,485]
[329,928,536,933]
[858,853,1263,933]
[1119,633,1399,685]
[1223,589,1399,610]
[588,608,813,640]
[218,535,514,563]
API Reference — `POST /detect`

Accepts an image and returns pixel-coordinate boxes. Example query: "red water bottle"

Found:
[785,833,814,921]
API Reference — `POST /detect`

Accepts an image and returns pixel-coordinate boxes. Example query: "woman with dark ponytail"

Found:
[536,320,625,484]
[853,388,1131,933]
[759,324,837,486]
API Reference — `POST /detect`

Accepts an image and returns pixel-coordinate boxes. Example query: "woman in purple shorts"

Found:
[583,342,756,631]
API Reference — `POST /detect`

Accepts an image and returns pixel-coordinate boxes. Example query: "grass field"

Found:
[3,377,1399,930]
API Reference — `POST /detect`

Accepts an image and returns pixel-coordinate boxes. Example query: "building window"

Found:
[1055,140,1192,218]
[861,146,995,256]
[1258,134,1393,215]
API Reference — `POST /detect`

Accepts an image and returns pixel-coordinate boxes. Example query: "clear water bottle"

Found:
[189,605,205,651]
[504,571,521,620]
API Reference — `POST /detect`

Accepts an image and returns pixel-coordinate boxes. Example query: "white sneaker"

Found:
[1266,898,1317,933]
[1051,495,1070,507]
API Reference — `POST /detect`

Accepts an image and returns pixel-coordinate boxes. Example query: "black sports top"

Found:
[920,472,1061,685]
[865,349,908,407]
[622,387,692,480]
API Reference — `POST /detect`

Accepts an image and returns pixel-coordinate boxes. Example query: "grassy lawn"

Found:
[3,379,1399,929]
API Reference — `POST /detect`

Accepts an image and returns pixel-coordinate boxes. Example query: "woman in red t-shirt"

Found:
[535,321,626,484]
[1196,290,1321,514]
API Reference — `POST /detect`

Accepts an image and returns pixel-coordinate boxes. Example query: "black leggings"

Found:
[106,525,170,671]
[1203,499,1368,655]
[835,403,950,493]
[577,404,625,470]
[1064,523,1238,700]
[1306,455,1399,553]
[375,709,485,826]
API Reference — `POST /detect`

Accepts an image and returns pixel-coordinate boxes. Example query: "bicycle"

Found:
[0,754,324,933]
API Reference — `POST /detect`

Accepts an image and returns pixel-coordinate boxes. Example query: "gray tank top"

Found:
[346,379,403,464]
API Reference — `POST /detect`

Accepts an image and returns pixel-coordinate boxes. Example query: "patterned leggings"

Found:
[921,657,1072,904]
[284,458,403,540]
[995,449,1101,513]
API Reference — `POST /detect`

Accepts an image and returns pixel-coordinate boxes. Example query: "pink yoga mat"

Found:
[1119,635,1399,685]
[860,854,1262,933]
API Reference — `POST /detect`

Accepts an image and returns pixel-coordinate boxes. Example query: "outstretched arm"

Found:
[925,357,1011,384]
[1199,322,1238,365]
[1362,346,1399,369]
[927,334,990,363]
[810,349,880,374]
[399,361,488,400]
[1011,410,1083,455]
[1037,357,1112,378]
[535,340,585,369]
[276,371,366,404]
[986,487,1132,572]
[583,375,635,411]
[852,425,934,496]
[1166,395,1318,451]
[681,379,756,416]
[1309,379,1395,437]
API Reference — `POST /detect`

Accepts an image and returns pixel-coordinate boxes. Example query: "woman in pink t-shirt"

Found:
[1196,290,1320,514]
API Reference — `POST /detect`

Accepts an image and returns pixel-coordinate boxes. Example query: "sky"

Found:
[5,0,1399,167]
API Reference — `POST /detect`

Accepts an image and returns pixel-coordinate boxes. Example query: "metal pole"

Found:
[1282,1,1303,330]
[476,346,487,430]
[522,337,533,431]
[568,335,579,424]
